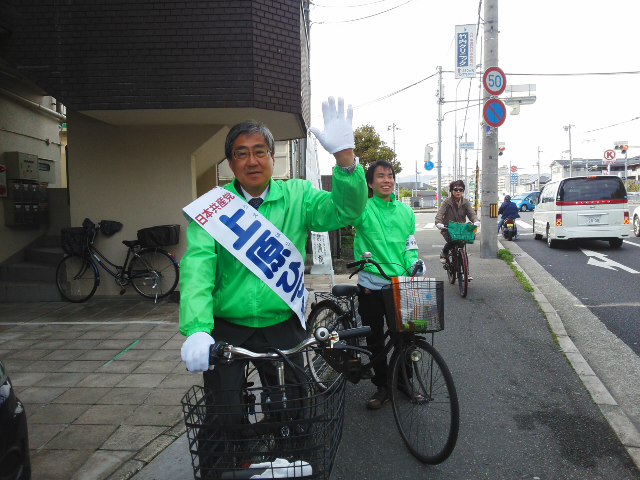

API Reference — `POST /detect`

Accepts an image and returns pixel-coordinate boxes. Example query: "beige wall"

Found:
[0,90,63,262]
[67,112,224,295]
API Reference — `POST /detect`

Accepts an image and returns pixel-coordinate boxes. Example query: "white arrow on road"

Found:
[580,249,640,273]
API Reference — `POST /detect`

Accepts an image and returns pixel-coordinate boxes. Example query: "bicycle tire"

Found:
[457,248,468,298]
[305,300,352,389]
[390,338,459,464]
[129,248,179,299]
[56,254,99,302]
[446,250,456,285]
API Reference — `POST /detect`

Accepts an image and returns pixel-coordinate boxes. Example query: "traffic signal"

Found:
[499,147,505,156]
[621,144,629,153]
[614,141,629,154]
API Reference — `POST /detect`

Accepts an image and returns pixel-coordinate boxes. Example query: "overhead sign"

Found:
[603,149,616,163]
[454,25,477,79]
[459,142,474,150]
[483,66,507,96]
[483,98,507,128]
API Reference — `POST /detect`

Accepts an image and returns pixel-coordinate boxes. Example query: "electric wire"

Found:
[311,0,392,8]
[311,0,417,24]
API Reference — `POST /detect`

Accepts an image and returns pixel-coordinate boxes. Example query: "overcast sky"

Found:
[308,0,640,180]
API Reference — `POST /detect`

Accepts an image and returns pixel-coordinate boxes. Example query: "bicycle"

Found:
[55,218,180,302]
[181,324,371,480]
[306,254,459,465]
[441,222,477,298]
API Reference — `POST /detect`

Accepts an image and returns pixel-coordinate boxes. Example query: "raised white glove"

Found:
[412,259,426,277]
[474,221,481,227]
[436,223,445,230]
[309,97,354,154]
[181,332,215,372]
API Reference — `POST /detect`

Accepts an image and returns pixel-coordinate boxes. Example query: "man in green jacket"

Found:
[180,97,367,400]
[353,160,424,409]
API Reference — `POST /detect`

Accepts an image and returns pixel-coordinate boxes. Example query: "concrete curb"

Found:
[499,240,640,470]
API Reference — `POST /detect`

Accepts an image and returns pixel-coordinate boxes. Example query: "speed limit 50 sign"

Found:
[483,66,506,96]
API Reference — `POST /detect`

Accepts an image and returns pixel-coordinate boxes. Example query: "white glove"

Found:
[412,259,426,277]
[474,221,481,227]
[436,223,445,230]
[309,97,354,154]
[181,332,215,372]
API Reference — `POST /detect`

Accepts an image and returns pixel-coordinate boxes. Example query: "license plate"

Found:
[583,215,601,224]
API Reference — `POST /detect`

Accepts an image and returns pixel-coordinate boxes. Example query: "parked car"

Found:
[0,360,31,480]
[633,204,640,237]
[532,176,630,248]
[511,191,540,211]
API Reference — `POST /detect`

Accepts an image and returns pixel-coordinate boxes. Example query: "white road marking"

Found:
[580,248,640,274]
[623,240,640,247]
[516,219,532,228]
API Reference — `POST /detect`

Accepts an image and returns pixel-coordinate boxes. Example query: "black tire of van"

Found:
[609,239,623,248]
[533,220,543,240]
[546,225,558,249]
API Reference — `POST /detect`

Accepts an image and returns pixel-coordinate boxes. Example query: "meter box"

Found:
[37,159,56,184]
[3,152,39,181]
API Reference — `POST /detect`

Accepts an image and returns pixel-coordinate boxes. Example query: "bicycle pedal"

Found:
[119,288,126,295]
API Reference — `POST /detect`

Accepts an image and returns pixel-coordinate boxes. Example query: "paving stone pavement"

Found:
[0,273,337,480]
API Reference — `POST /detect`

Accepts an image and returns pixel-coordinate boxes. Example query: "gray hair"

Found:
[225,120,275,160]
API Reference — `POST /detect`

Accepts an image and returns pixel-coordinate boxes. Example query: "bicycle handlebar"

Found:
[346,255,392,280]
[208,325,371,366]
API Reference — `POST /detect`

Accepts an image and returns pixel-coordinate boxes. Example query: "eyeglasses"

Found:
[232,148,271,161]
[452,188,465,192]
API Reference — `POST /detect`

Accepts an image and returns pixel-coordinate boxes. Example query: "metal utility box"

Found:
[37,159,56,184]
[3,152,39,181]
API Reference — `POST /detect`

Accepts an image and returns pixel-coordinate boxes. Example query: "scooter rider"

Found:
[497,195,520,234]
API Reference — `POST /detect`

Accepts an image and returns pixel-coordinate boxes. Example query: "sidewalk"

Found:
[0,273,343,480]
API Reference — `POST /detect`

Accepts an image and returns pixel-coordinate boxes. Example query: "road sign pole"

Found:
[480,0,499,259]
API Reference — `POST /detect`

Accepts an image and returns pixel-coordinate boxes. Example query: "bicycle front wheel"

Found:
[305,300,352,389]
[390,338,459,464]
[457,248,469,298]
[129,249,179,299]
[445,251,456,285]
[56,255,99,302]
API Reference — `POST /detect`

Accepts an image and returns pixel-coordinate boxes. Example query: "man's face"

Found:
[369,166,395,201]
[228,132,274,197]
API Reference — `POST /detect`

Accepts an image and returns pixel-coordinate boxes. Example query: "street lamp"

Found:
[537,147,542,190]
[563,124,574,177]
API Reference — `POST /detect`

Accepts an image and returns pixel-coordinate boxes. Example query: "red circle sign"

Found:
[483,98,507,128]
[510,165,518,173]
[483,66,507,96]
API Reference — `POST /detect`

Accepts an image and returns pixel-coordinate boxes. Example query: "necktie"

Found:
[248,197,263,210]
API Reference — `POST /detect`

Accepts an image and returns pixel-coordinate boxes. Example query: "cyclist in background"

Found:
[435,180,480,263]
[352,160,425,409]
[497,195,520,234]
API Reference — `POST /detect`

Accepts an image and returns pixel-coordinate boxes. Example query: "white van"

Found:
[532,175,631,248]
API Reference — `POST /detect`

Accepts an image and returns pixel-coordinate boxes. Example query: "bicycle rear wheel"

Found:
[390,338,459,464]
[56,255,99,302]
[457,248,469,298]
[129,248,179,299]
[305,300,351,389]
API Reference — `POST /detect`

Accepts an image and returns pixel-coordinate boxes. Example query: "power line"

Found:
[356,72,437,107]
[507,70,640,77]
[311,0,416,24]
[584,116,640,133]
[311,0,392,8]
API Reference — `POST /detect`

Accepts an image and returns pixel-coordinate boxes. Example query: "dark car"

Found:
[0,360,31,480]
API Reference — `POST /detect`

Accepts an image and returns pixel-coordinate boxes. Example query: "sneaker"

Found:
[366,387,389,410]
[468,275,473,281]
[439,252,447,264]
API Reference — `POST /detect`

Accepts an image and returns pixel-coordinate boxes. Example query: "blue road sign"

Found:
[425,161,434,171]
[511,173,519,184]
[483,98,507,128]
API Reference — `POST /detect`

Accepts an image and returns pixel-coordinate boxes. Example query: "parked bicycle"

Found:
[56,218,179,302]
[441,222,477,298]
[181,324,371,480]
[306,253,459,465]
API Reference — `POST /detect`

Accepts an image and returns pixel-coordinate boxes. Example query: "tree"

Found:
[354,124,403,174]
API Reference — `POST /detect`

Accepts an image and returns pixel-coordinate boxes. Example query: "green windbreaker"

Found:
[179,165,367,337]
[353,194,418,279]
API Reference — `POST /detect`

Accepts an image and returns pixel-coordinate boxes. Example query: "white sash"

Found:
[183,187,308,329]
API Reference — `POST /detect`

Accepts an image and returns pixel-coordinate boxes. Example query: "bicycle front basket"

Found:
[61,227,87,256]
[448,222,477,244]
[382,277,444,333]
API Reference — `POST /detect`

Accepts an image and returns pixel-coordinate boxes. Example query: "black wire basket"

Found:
[182,374,346,479]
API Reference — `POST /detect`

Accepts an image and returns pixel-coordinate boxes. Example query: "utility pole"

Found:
[464,133,468,188]
[436,66,444,206]
[564,124,574,177]
[480,0,499,259]
[537,147,542,190]
[388,123,400,197]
